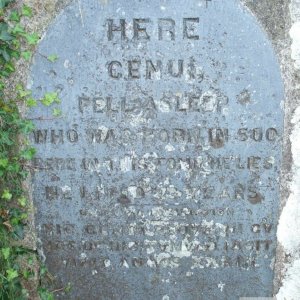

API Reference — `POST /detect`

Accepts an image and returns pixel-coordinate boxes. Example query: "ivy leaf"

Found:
[20,120,35,134]
[52,108,62,117]
[39,288,55,300]
[18,197,27,207]
[24,32,39,45]
[22,5,32,17]
[47,54,58,62]
[40,266,47,277]
[21,51,32,61]
[20,213,28,220]
[12,38,20,50]
[20,147,36,160]
[11,23,25,35]
[18,88,31,98]
[26,97,37,107]
[1,189,12,201]
[0,158,8,168]
[6,269,18,282]
[1,247,10,260]
[15,83,23,91]
[9,10,20,22]
[0,131,13,146]
[41,92,60,106]
[3,61,15,76]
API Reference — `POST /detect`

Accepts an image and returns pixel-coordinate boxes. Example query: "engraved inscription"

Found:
[107,18,200,41]
[29,0,284,299]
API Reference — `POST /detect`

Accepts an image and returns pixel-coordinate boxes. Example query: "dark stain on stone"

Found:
[237,89,251,105]
[248,192,264,204]
[118,194,131,205]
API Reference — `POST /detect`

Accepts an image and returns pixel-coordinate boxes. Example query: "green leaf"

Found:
[6,269,18,282]
[20,213,28,220]
[24,32,39,45]
[22,5,32,17]
[26,97,37,107]
[9,10,20,22]
[21,289,30,298]
[47,54,58,62]
[20,147,36,160]
[12,38,20,50]
[39,288,54,300]
[11,23,25,35]
[28,256,34,265]
[18,196,27,207]
[52,108,62,117]
[0,49,11,61]
[0,30,12,41]
[64,282,72,293]
[0,158,8,168]
[40,266,47,277]
[22,269,31,279]
[21,51,32,61]
[15,83,23,91]
[1,247,10,260]
[0,23,13,41]
[3,61,15,76]
[13,224,24,240]
[20,120,35,134]
[19,89,31,98]
[2,189,12,200]
[0,131,13,146]
[41,92,60,106]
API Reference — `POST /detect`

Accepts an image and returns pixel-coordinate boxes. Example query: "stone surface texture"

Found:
[276,1,300,299]
[28,0,284,299]
[14,0,300,299]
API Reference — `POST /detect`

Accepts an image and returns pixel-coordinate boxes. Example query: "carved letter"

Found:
[133,19,150,40]
[158,18,175,40]
[183,18,200,40]
[107,19,126,40]
[108,61,122,79]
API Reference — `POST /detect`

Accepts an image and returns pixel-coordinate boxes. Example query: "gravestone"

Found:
[29,0,284,299]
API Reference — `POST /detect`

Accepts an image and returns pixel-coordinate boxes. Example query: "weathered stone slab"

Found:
[29,0,284,299]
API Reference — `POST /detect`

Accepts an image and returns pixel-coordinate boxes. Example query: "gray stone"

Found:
[28,0,285,299]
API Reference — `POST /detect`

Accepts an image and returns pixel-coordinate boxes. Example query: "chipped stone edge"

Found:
[14,0,299,298]
[14,1,72,299]
[242,0,300,297]
[275,0,300,299]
